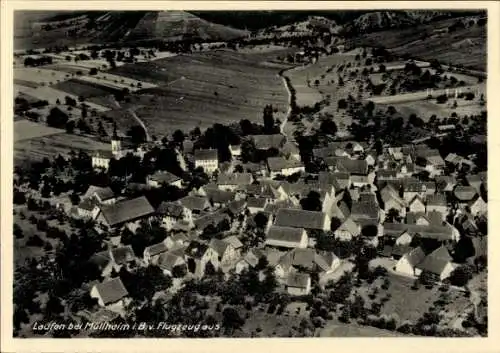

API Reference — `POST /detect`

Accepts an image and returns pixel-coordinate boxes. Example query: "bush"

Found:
[14,223,24,238]
[26,234,44,247]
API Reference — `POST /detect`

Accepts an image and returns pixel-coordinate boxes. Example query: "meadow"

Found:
[14,119,64,142]
[15,133,111,166]
[109,49,293,135]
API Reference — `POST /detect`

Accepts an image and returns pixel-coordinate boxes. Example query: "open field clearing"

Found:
[320,319,406,337]
[45,64,92,75]
[367,84,484,104]
[356,274,471,325]
[378,99,485,121]
[14,119,64,142]
[15,133,111,165]
[79,74,157,91]
[28,104,84,121]
[107,50,291,134]
[51,78,120,98]
[14,67,69,85]
[357,19,486,71]
[14,84,110,112]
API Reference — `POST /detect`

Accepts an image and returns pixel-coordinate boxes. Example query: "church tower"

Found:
[111,134,122,157]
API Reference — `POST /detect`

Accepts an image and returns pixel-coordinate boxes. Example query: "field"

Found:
[319,319,405,337]
[356,18,486,71]
[14,67,70,86]
[14,84,110,112]
[15,133,111,165]
[52,79,123,99]
[356,274,472,325]
[367,84,485,104]
[377,99,485,121]
[108,49,293,135]
[14,119,64,142]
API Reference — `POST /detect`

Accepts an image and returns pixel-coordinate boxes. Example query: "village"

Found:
[13,108,487,336]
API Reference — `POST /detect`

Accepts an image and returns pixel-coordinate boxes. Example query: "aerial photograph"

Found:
[12,9,487,338]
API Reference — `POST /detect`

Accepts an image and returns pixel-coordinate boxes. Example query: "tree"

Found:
[65,120,75,134]
[386,208,401,222]
[46,107,69,128]
[254,212,268,230]
[263,104,275,134]
[319,118,337,136]
[361,224,378,238]
[127,125,147,145]
[172,130,185,145]
[338,99,347,110]
[222,307,245,334]
[69,192,80,205]
[300,191,322,211]
[13,190,26,205]
[448,265,474,287]
[14,223,24,239]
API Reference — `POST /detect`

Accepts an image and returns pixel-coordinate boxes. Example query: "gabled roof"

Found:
[416,246,452,274]
[335,217,359,236]
[251,134,286,150]
[223,235,243,249]
[92,278,129,305]
[287,272,310,288]
[247,197,268,209]
[205,188,236,204]
[266,226,305,246]
[453,186,477,201]
[380,184,406,208]
[194,149,218,161]
[194,211,230,230]
[402,247,426,267]
[84,185,115,201]
[409,195,425,206]
[290,248,316,270]
[209,238,232,256]
[351,201,379,220]
[426,193,447,206]
[177,195,209,211]
[78,197,100,211]
[89,251,112,270]
[144,242,168,257]
[314,252,338,272]
[185,241,210,259]
[274,208,328,230]
[157,202,185,218]
[226,200,247,216]
[267,157,304,172]
[100,196,154,227]
[383,222,453,241]
[326,157,368,175]
[110,245,136,265]
[217,173,253,186]
[148,170,181,184]
[157,251,184,272]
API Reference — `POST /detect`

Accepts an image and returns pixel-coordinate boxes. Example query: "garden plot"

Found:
[14,67,70,86]
[81,73,158,91]
[14,85,110,112]
[14,119,64,142]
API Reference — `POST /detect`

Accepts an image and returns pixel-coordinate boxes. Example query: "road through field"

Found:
[367,84,484,104]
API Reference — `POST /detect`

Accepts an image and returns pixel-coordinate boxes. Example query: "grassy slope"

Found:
[355,18,486,71]
[109,49,294,135]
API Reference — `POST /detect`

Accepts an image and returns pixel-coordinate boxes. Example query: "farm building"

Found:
[96,196,155,231]
[273,208,331,231]
[146,171,183,188]
[265,226,309,249]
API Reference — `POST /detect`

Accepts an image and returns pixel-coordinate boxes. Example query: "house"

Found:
[466,174,483,194]
[110,245,136,269]
[395,247,426,277]
[194,211,231,232]
[245,197,268,214]
[77,198,101,220]
[223,235,244,252]
[194,149,218,174]
[326,157,368,176]
[177,195,210,215]
[436,176,457,193]
[205,188,236,208]
[364,152,377,166]
[143,242,169,265]
[408,195,426,213]
[425,193,447,219]
[146,171,183,188]
[416,246,455,281]
[334,217,360,240]
[286,272,312,296]
[90,277,129,308]
[209,238,240,266]
[403,181,433,202]
[265,226,308,249]
[380,184,407,217]
[165,233,190,249]
[251,134,286,151]
[425,154,445,175]
[92,150,114,170]
[351,175,371,188]
[235,249,262,274]
[351,200,380,223]
[453,186,477,204]
[88,251,115,278]
[97,196,155,231]
[267,156,305,177]
[282,142,301,160]
[184,241,219,278]
[273,208,331,231]
[83,186,116,205]
[157,251,186,276]
[217,173,253,191]
[383,222,457,242]
[157,202,193,230]
[394,230,414,246]
[469,196,487,216]
[229,144,241,158]
[406,212,431,226]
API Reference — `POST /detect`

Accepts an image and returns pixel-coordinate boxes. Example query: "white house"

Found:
[194,149,219,174]
[265,226,308,249]
[92,150,114,170]
[286,272,311,296]
[156,201,193,230]
[146,171,183,188]
[90,278,129,309]
[408,195,426,213]
[395,247,426,277]
[267,157,305,178]
[334,217,360,240]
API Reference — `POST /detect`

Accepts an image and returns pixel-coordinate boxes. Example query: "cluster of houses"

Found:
[81,132,486,315]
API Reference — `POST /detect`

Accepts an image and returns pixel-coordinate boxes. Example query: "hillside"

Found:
[125,11,248,42]
[14,11,247,50]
